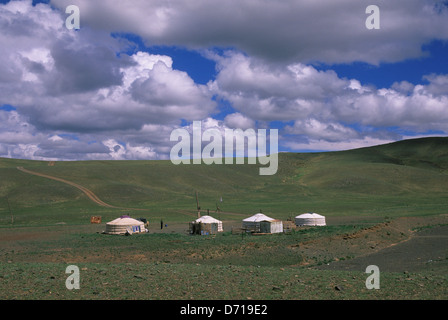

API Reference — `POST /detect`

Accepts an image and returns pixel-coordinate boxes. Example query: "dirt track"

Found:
[16,166,143,210]
[7,168,448,274]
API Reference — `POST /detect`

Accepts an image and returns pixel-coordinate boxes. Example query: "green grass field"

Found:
[1,224,446,300]
[1,137,447,227]
[0,137,447,300]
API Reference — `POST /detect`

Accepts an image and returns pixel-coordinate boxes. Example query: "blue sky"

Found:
[124,36,448,95]
[0,0,447,160]
[319,40,448,88]
[121,35,218,86]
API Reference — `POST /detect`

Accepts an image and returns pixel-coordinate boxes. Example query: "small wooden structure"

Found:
[90,216,102,224]
[282,220,296,234]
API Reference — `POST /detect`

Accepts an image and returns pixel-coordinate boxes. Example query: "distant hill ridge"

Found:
[0,137,447,226]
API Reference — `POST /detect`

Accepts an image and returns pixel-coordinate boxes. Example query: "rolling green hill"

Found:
[1,137,447,227]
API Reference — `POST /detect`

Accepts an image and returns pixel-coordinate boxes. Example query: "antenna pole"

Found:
[196,191,200,218]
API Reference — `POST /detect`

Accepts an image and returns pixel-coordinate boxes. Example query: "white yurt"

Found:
[242,213,283,234]
[189,215,223,235]
[260,219,284,234]
[295,213,326,227]
[104,215,147,235]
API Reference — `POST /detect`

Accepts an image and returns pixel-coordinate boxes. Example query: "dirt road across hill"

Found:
[16,166,145,211]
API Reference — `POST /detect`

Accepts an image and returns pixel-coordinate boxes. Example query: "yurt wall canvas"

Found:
[295,213,326,226]
[190,222,218,235]
[242,213,283,233]
[242,213,272,232]
[260,220,284,234]
[196,215,223,232]
[189,215,223,235]
[104,215,147,235]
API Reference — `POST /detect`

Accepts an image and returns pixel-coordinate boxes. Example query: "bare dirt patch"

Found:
[314,215,448,273]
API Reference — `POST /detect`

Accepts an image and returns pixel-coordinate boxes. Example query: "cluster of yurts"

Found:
[103,212,326,235]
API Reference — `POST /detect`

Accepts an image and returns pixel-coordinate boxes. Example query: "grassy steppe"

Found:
[1,137,447,227]
[0,137,447,300]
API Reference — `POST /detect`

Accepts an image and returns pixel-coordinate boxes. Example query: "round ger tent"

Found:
[189,215,223,235]
[195,215,223,232]
[104,215,147,235]
[242,213,283,233]
[295,213,326,226]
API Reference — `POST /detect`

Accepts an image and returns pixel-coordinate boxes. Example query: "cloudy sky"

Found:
[0,0,447,161]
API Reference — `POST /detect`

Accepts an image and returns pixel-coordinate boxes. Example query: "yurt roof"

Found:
[296,213,325,219]
[243,213,275,222]
[107,216,144,226]
[195,215,222,223]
